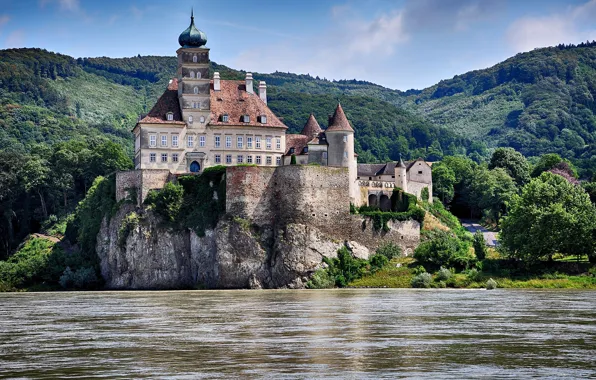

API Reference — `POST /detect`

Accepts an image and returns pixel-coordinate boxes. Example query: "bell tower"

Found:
[176,9,211,129]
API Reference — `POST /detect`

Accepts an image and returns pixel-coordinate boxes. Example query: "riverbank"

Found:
[350,257,596,289]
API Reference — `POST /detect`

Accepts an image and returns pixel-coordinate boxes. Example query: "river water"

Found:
[0,289,594,379]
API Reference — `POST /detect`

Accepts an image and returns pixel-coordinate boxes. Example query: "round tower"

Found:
[325,104,354,168]
[396,155,407,192]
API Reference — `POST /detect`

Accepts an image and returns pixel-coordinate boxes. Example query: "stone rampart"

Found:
[116,169,172,205]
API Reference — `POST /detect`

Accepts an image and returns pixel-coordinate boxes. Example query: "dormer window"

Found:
[222,114,229,123]
[192,55,197,63]
[190,71,195,78]
[188,116,193,124]
[289,147,295,154]
[304,147,308,153]
[242,115,250,123]
[259,115,267,124]
[193,87,199,94]
[166,112,173,121]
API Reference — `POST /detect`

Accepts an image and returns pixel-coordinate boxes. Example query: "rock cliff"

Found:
[96,204,419,289]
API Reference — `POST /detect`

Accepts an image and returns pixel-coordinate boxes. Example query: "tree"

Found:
[21,158,51,219]
[500,172,596,262]
[488,147,530,186]
[432,162,455,204]
[531,153,577,178]
[473,231,487,261]
[467,167,517,224]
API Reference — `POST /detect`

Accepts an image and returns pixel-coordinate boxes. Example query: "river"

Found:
[0,289,594,379]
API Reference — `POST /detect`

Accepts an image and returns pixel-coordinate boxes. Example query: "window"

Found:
[215,154,221,163]
[197,71,202,79]
[187,135,194,148]
[255,136,261,149]
[266,137,272,150]
[199,116,205,123]
[322,152,328,159]
[242,115,250,123]
[418,170,423,174]
[193,87,199,94]
[172,153,179,162]
[247,137,253,148]
[172,135,179,147]
[150,135,156,147]
[256,156,261,164]
[237,136,243,148]
[166,112,173,121]
[188,116,193,124]
[192,55,197,63]
[150,153,156,162]
[237,155,243,164]
[289,148,295,154]
[225,136,232,148]
[304,147,308,153]
[215,135,221,148]
[192,102,198,109]
[276,137,281,150]
[343,135,348,142]
[266,156,272,165]
[260,115,267,124]
[190,71,195,78]
[200,136,205,147]
[247,155,253,164]
[276,157,281,166]
[344,151,348,158]
[222,114,229,123]
[161,135,167,147]
[161,153,168,162]
[226,155,232,164]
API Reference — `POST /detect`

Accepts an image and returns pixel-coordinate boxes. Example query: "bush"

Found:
[411,272,432,288]
[486,278,498,290]
[421,187,430,202]
[466,268,481,282]
[59,266,99,289]
[473,231,487,260]
[369,254,389,272]
[375,242,402,260]
[414,230,475,271]
[436,266,452,281]
[324,246,368,287]
[145,182,184,223]
[305,268,335,289]
[118,212,140,248]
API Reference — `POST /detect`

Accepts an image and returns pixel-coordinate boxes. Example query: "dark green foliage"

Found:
[323,246,368,287]
[500,172,596,262]
[436,267,452,282]
[290,154,297,165]
[414,230,475,271]
[375,242,402,260]
[144,166,227,236]
[421,187,430,202]
[359,189,424,232]
[432,162,456,204]
[118,212,140,249]
[473,231,488,261]
[305,268,335,289]
[489,148,530,186]
[369,254,389,273]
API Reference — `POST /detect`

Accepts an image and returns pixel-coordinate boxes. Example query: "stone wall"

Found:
[116,169,172,205]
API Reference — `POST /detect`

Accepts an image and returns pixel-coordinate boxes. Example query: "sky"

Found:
[0,0,595,90]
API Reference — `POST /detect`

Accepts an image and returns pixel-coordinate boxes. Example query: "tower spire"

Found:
[191,7,194,20]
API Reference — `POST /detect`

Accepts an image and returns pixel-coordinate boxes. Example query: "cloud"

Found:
[5,29,25,48]
[402,0,500,33]
[507,0,596,52]
[40,0,80,12]
[0,15,9,28]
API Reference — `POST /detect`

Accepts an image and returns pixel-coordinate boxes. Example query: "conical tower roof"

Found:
[398,154,406,168]
[326,103,354,132]
[300,114,322,137]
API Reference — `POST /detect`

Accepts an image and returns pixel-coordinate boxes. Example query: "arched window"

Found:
[190,71,195,78]
[193,87,199,94]
[197,71,202,79]
[188,116,193,123]
[192,55,197,63]
[190,161,200,173]
[199,116,205,123]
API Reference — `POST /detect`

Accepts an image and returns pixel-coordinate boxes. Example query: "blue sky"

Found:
[1,0,595,90]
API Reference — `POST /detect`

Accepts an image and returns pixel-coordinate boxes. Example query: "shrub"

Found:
[413,265,426,275]
[118,212,140,248]
[486,278,498,290]
[323,246,368,287]
[305,268,335,289]
[145,182,184,223]
[369,254,389,272]
[59,266,99,289]
[436,266,452,282]
[466,268,481,282]
[473,231,487,261]
[414,230,474,271]
[375,242,402,260]
[290,154,297,165]
[421,187,430,202]
[411,272,432,288]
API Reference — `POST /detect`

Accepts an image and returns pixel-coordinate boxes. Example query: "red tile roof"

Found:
[300,114,322,137]
[326,103,354,132]
[285,134,309,155]
[209,80,287,129]
[138,79,185,125]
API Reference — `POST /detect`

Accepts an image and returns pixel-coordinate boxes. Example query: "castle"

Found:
[129,11,432,208]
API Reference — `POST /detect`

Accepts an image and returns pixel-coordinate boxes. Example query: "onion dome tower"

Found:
[178,9,207,48]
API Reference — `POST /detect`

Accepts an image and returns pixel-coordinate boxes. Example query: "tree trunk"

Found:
[38,189,48,219]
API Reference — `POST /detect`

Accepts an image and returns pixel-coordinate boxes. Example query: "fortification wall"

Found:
[116,169,171,205]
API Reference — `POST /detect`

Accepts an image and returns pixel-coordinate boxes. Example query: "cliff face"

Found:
[96,204,419,289]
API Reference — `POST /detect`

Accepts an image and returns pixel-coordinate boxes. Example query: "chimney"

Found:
[259,81,267,104]
[245,72,254,94]
[213,72,221,91]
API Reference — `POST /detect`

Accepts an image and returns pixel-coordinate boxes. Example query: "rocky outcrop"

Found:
[96,205,419,290]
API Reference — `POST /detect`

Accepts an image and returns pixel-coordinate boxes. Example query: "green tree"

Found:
[500,172,596,262]
[531,153,577,178]
[489,147,530,186]
[468,167,517,224]
[21,157,51,219]
[473,231,487,261]
[432,162,456,204]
